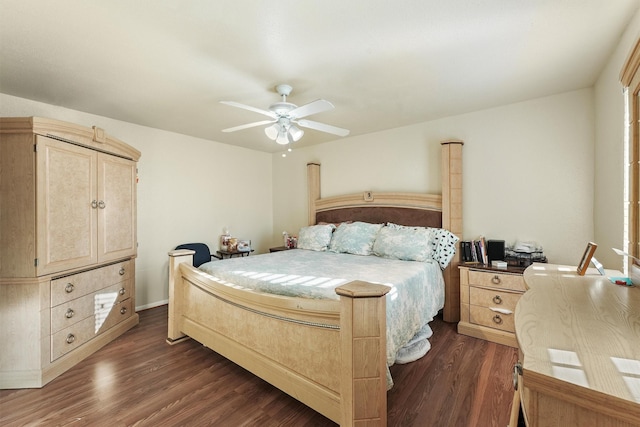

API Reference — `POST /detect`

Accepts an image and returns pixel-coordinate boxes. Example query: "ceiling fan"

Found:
[220,84,350,145]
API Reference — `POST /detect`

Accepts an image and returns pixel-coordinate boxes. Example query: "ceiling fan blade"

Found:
[288,99,334,119]
[297,119,350,137]
[222,119,276,133]
[220,101,277,118]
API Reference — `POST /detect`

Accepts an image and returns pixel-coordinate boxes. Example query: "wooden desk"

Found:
[514,263,640,426]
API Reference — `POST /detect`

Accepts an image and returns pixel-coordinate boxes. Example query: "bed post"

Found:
[166,249,194,344]
[441,140,463,323]
[307,162,321,225]
[336,281,390,427]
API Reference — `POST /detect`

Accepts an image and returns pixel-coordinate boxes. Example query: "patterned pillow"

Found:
[297,224,335,251]
[329,221,384,256]
[429,227,460,269]
[372,226,433,261]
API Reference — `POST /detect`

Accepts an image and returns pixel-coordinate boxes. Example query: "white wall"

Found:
[594,9,640,270]
[0,94,273,309]
[273,89,595,266]
[4,9,637,309]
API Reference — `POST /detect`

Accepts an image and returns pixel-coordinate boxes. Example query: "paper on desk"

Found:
[609,276,634,286]
[612,248,640,286]
[612,248,640,262]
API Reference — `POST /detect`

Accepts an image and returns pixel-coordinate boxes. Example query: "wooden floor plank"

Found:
[0,305,518,426]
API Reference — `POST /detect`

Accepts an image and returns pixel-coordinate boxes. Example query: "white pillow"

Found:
[297,224,335,251]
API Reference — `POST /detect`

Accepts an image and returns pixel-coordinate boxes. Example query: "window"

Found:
[620,38,640,265]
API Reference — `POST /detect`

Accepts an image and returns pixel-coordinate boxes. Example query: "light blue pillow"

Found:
[372,226,433,261]
[297,224,335,251]
[385,223,460,268]
[329,221,383,256]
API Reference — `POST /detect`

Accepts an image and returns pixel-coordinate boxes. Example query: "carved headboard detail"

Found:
[314,192,442,228]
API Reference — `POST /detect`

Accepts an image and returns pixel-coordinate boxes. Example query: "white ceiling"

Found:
[0,0,638,153]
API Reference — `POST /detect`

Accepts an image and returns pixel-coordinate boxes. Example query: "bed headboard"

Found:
[306,140,463,322]
[314,193,443,228]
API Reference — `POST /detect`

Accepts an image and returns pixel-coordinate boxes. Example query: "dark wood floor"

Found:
[0,305,518,426]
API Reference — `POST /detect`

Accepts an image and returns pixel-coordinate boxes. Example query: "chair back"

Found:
[174,243,212,267]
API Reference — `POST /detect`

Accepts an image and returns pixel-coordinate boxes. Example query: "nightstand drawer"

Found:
[469,305,515,333]
[470,287,521,311]
[469,270,526,292]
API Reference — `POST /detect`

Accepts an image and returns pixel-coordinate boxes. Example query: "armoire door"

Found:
[36,136,98,275]
[97,153,136,262]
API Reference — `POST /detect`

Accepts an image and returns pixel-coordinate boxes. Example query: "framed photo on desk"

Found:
[577,242,597,276]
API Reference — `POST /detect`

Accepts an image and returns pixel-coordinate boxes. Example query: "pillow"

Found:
[372,226,433,262]
[430,227,460,269]
[296,224,335,251]
[317,220,352,227]
[328,221,383,256]
[385,223,460,268]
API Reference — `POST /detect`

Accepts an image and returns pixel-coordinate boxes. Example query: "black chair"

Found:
[174,243,215,267]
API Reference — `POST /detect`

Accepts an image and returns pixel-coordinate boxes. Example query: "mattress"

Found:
[199,249,445,374]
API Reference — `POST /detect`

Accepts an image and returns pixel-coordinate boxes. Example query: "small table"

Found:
[214,249,253,259]
[458,263,527,347]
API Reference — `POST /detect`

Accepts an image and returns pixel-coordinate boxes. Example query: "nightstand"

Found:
[214,249,253,259]
[458,264,526,347]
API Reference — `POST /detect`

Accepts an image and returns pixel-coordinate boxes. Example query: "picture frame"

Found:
[577,242,597,276]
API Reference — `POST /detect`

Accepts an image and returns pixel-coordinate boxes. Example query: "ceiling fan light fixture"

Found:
[221,84,350,146]
[265,124,279,140]
[276,129,291,145]
[289,124,304,142]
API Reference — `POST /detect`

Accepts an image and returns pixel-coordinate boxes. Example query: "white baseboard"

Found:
[136,299,168,311]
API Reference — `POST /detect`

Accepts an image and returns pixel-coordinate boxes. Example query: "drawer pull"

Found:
[119,287,126,295]
[65,283,75,293]
[493,314,503,324]
[66,334,76,344]
[492,295,502,304]
[119,267,125,276]
[65,308,75,319]
[513,362,522,390]
[491,275,501,285]
[120,307,127,315]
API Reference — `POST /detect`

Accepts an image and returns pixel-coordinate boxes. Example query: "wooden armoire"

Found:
[0,117,140,388]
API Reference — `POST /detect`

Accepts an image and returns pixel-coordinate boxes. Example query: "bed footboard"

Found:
[167,250,390,426]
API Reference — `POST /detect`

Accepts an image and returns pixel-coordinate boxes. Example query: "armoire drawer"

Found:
[50,280,132,334]
[51,260,132,306]
[51,298,133,361]
[468,270,526,292]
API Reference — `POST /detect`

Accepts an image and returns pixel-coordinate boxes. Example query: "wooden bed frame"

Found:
[167,141,462,426]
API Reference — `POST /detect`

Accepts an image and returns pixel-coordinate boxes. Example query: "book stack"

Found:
[460,237,488,264]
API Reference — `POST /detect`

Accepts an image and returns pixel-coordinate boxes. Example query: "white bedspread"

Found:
[199,249,445,381]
